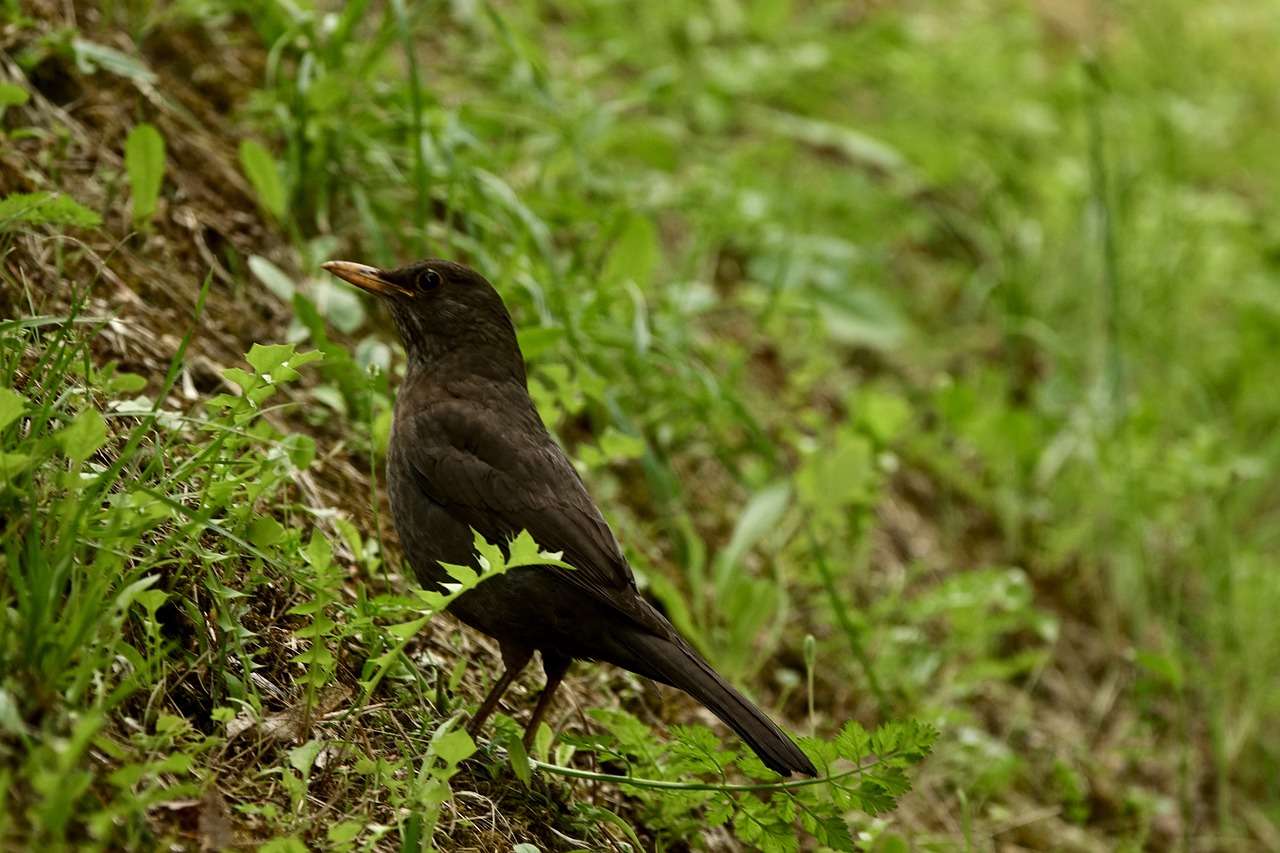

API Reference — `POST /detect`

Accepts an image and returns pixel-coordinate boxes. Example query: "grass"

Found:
[3,0,1280,849]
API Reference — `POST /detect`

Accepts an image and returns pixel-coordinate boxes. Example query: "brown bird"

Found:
[323,257,816,777]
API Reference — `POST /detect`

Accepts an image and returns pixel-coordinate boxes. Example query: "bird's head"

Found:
[322,258,523,377]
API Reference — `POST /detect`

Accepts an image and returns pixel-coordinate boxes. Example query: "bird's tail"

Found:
[614,630,817,777]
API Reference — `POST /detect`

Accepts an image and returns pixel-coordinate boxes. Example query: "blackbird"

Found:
[323,257,816,777]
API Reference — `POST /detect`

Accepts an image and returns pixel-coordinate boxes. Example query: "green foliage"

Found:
[0,81,29,123]
[0,192,102,230]
[13,0,1280,847]
[548,711,935,851]
[123,122,165,227]
[0,312,332,848]
[239,138,287,220]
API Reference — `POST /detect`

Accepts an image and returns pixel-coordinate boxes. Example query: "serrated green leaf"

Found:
[135,588,168,614]
[245,342,300,379]
[670,723,730,774]
[219,367,257,396]
[439,559,479,586]
[854,778,899,815]
[705,795,734,827]
[810,810,856,852]
[507,528,571,569]
[473,529,504,573]
[833,719,871,762]
[0,192,102,229]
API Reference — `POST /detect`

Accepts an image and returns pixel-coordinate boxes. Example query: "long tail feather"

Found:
[616,630,816,777]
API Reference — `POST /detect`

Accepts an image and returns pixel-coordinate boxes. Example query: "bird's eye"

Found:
[418,269,442,291]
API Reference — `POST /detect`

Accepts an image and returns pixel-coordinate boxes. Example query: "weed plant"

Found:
[4,0,1280,849]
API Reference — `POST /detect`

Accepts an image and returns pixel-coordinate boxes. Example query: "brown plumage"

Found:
[323,257,816,777]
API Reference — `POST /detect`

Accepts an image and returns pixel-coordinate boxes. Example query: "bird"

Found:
[323,257,817,777]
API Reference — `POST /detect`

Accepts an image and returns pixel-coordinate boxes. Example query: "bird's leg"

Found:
[522,652,570,749]
[467,642,533,738]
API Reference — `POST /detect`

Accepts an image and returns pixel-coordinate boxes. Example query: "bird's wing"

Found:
[401,399,665,630]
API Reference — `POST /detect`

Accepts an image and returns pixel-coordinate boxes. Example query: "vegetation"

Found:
[2,0,1278,849]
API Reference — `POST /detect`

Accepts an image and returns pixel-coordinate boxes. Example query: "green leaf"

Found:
[439,560,479,586]
[312,275,367,334]
[810,810,856,852]
[832,719,871,762]
[505,732,532,787]
[596,427,646,461]
[515,325,562,360]
[0,452,30,483]
[384,615,431,640]
[59,409,107,463]
[302,532,332,570]
[125,123,166,225]
[249,254,296,301]
[855,388,912,445]
[280,434,317,470]
[431,727,475,767]
[328,822,363,844]
[218,367,257,397]
[506,528,571,569]
[105,372,146,394]
[239,139,287,220]
[796,428,876,516]
[0,192,102,229]
[601,213,660,289]
[247,516,284,548]
[876,833,910,853]
[0,388,26,432]
[0,83,29,107]
[669,724,730,774]
[71,39,157,83]
[473,529,504,574]
[814,284,905,350]
[713,481,789,592]
[288,737,325,768]
[705,795,734,827]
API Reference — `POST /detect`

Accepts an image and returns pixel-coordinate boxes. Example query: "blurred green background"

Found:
[2,0,1279,849]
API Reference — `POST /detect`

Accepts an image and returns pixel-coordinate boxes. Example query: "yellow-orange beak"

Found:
[321,260,412,298]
